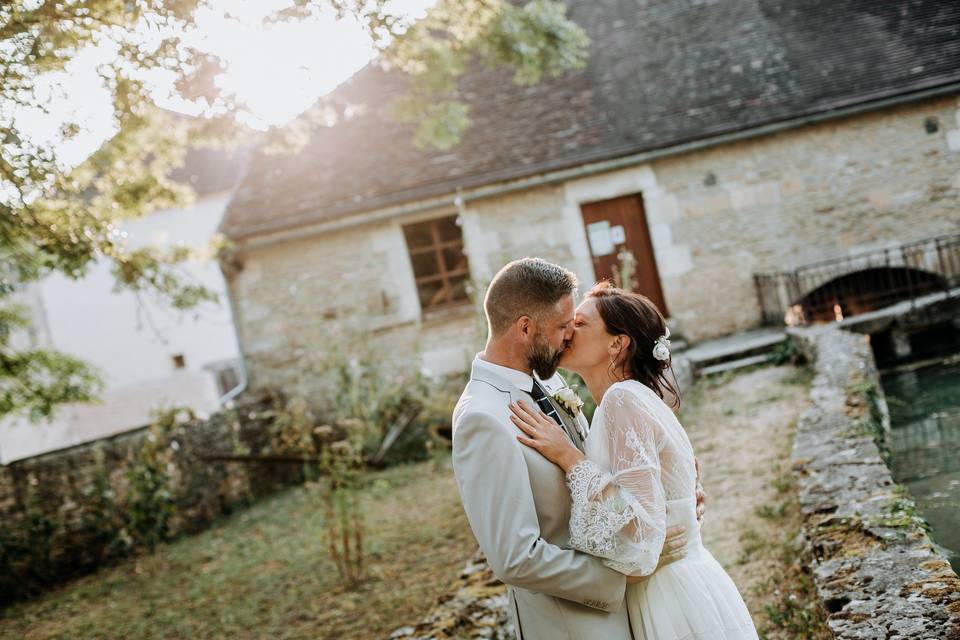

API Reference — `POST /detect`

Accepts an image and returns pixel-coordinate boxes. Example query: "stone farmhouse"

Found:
[219,0,960,390]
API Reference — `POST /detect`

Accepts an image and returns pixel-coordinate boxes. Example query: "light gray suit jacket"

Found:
[452,358,633,640]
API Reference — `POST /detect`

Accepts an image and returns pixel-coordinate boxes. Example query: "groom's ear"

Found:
[516,315,534,339]
[513,316,537,340]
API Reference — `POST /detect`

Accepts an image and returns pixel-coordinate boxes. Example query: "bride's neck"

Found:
[579,365,624,406]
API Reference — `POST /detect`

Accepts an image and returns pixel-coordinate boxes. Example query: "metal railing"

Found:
[754,233,960,326]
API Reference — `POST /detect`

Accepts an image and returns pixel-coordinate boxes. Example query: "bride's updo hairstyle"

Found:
[586,281,681,410]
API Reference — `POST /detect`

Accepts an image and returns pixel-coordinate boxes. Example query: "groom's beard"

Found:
[528,334,568,380]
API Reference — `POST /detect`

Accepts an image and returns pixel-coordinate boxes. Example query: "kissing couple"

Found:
[452,258,758,640]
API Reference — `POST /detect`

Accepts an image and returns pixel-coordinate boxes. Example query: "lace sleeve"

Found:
[565,386,666,577]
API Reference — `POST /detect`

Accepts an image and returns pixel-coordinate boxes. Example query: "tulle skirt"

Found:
[625,543,758,640]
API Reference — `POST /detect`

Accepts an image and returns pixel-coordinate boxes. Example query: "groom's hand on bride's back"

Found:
[624,524,688,583]
[660,524,689,565]
[695,456,707,525]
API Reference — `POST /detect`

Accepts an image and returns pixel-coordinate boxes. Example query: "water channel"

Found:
[882,356,960,573]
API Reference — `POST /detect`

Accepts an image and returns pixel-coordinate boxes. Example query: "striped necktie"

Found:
[530,380,563,426]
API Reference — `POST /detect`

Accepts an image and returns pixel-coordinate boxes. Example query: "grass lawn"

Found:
[0,459,475,640]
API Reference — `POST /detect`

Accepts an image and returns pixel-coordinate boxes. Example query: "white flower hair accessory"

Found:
[652,326,671,362]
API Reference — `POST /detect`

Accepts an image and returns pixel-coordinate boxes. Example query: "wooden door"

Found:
[580,193,669,316]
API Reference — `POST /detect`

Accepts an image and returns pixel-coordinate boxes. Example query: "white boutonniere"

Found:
[552,387,585,417]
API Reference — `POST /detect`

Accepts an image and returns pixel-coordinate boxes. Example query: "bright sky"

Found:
[15,0,436,168]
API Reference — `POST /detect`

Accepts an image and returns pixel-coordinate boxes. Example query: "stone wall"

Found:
[390,550,512,640]
[646,95,960,340]
[790,326,960,638]
[0,396,301,605]
[228,93,960,397]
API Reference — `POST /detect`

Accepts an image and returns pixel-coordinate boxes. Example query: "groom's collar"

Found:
[472,354,535,393]
[471,354,566,395]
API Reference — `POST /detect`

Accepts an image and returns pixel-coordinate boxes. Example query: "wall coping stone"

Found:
[789,325,960,639]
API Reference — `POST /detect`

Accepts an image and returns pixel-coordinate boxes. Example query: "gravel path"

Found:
[679,364,820,634]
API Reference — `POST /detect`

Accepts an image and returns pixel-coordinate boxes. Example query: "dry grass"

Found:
[0,459,475,640]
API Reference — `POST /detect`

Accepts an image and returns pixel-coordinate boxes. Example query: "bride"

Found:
[508,282,758,640]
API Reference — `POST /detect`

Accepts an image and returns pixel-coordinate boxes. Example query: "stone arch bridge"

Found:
[754,233,960,326]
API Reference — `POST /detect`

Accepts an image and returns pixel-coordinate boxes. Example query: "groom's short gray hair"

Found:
[484,257,578,337]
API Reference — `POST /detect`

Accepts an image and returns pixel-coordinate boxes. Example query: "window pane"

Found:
[411,250,440,279]
[449,274,470,303]
[403,221,434,249]
[442,245,468,273]
[418,279,446,309]
[436,216,462,242]
[404,215,471,312]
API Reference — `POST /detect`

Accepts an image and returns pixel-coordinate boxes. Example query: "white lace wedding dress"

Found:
[566,380,758,640]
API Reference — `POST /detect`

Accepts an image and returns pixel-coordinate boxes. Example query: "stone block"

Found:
[656,245,694,278]
[645,193,681,223]
[868,189,892,210]
[780,176,805,197]
[649,222,673,249]
[727,184,756,209]
[947,129,960,152]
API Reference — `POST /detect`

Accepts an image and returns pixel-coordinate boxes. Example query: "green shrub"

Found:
[123,408,191,551]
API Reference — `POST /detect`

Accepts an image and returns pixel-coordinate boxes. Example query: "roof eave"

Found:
[225,79,960,248]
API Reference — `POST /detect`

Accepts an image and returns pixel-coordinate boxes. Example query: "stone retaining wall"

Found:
[790,326,960,639]
[390,550,512,640]
[0,395,302,605]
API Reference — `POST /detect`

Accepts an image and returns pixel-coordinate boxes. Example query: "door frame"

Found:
[557,165,672,312]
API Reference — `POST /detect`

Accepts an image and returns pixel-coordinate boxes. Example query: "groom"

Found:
[452,257,704,640]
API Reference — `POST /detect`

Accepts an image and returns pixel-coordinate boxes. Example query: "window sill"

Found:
[421,303,475,326]
[367,303,475,335]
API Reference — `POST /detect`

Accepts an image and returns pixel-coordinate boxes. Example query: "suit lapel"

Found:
[544,393,586,453]
[471,359,585,453]
[537,377,587,453]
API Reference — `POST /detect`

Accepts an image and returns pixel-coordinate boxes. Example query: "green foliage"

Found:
[0,458,473,638]
[0,409,193,604]
[292,330,454,467]
[760,566,831,640]
[84,445,128,561]
[0,304,104,421]
[755,502,788,521]
[770,336,798,366]
[257,398,373,586]
[736,528,764,565]
[867,486,932,533]
[314,420,369,587]
[2,0,586,421]
[365,0,588,149]
[0,1,235,422]
[0,475,61,601]
[847,378,890,462]
[250,328,468,588]
[123,408,191,551]
[772,472,796,494]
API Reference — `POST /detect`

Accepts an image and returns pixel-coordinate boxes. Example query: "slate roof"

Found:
[222,0,960,240]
